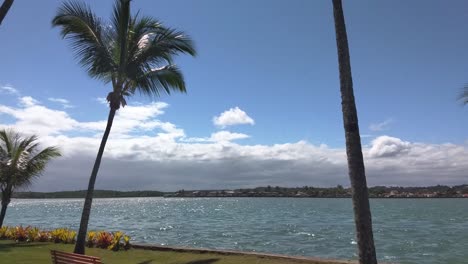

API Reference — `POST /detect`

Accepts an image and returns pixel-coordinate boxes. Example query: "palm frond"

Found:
[0,129,61,190]
[112,0,131,76]
[151,27,196,56]
[0,129,18,155]
[127,16,168,65]
[52,0,116,80]
[53,0,196,108]
[129,23,196,70]
[124,19,195,99]
[134,65,186,97]
[15,147,61,188]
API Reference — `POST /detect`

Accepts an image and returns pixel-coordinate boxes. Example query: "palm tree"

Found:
[331,1,378,263]
[52,0,196,254]
[0,0,14,25]
[0,129,61,227]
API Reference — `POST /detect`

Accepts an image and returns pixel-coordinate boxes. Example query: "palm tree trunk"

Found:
[0,187,11,228]
[331,1,378,263]
[0,200,9,228]
[74,107,117,254]
[0,0,14,25]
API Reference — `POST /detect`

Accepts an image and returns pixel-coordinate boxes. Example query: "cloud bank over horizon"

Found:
[1,93,467,192]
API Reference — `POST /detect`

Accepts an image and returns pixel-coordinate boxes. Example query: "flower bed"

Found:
[0,226,130,251]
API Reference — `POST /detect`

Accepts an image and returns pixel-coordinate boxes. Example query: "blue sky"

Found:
[0,0,467,191]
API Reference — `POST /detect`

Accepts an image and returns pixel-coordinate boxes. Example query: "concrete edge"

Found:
[131,243,362,264]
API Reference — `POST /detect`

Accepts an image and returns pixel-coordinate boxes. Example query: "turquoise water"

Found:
[4,198,468,264]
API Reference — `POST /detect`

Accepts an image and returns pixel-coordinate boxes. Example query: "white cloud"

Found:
[1,95,468,191]
[213,107,255,128]
[48,98,69,104]
[107,102,171,137]
[368,136,411,158]
[369,118,393,131]
[1,98,77,136]
[0,96,173,138]
[33,134,468,191]
[48,97,74,109]
[184,131,250,143]
[0,85,19,95]
[365,139,468,186]
[19,96,40,107]
[210,131,250,142]
[95,97,108,105]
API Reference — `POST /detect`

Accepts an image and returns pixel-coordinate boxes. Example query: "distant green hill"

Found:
[11,184,468,199]
[13,190,164,199]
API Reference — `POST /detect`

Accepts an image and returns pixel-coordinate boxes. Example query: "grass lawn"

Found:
[0,240,351,264]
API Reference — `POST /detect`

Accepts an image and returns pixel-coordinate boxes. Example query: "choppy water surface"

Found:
[5,198,468,264]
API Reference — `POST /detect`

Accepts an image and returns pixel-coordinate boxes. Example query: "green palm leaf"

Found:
[112,0,131,75]
[16,146,61,188]
[135,65,186,96]
[0,129,61,191]
[52,0,196,108]
[0,129,61,227]
[52,0,116,81]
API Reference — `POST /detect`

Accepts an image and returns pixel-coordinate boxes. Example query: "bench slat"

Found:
[53,252,100,261]
[51,250,102,264]
[53,257,96,264]
[52,250,100,260]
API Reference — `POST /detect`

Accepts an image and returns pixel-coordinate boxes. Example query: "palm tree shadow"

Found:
[0,242,46,252]
[135,258,219,264]
[0,243,12,252]
[183,259,220,264]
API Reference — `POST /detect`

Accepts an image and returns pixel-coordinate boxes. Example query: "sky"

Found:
[0,0,467,191]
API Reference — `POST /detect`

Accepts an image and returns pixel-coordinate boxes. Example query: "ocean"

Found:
[4,197,467,264]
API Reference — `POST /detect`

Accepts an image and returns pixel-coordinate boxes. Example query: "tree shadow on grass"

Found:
[0,242,13,252]
[134,258,219,264]
[0,241,47,252]
[183,259,220,264]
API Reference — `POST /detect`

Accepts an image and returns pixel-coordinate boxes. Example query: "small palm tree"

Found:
[0,129,61,227]
[52,0,196,254]
[0,0,14,25]
[331,1,377,263]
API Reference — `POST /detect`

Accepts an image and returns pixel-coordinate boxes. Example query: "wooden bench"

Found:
[50,250,102,264]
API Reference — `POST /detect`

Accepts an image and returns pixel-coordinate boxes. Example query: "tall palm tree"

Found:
[52,0,196,254]
[0,129,61,227]
[0,0,14,25]
[331,1,378,263]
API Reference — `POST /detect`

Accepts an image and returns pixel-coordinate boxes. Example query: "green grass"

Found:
[0,240,346,264]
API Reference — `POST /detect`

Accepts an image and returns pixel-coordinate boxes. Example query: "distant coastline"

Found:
[12,190,164,199]
[13,185,468,199]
